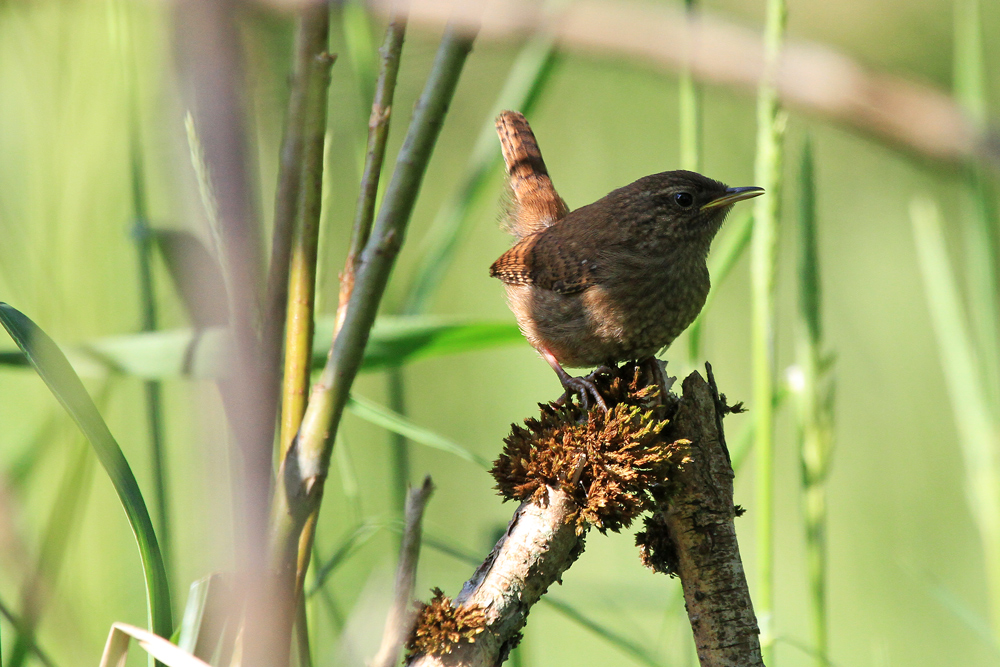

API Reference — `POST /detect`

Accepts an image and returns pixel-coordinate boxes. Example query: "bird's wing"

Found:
[490,228,602,294]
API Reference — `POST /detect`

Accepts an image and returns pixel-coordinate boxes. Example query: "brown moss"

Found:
[635,512,679,576]
[492,364,692,535]
[406,588,487,659]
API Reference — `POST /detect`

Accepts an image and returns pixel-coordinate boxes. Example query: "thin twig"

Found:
[373,477,435,667]
[264,4,327,325]
[338,12,408,332]
[337,15,408,522]
[348,12,407,274]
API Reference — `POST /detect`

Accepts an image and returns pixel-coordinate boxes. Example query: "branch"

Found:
[406,365,761,667]
[373,477,435,667]
[337,11,407,334]
[640,367,763,666]
[348,12,408,275]
[407,485,583,667]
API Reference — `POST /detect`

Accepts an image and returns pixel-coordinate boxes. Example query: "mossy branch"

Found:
[645,367,763,667]
[406,365,760,667]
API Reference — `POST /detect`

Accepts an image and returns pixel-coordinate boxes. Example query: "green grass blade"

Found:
[954,0,987,125]
[176,577,214,655]
[346,394,489,469]
[341,0,377,143]
[0,303,173,641]
[794,136,835,667]
[0,317,523,378]
[349,318,523,371]
[678,0,701,174]
[954,0,1000,416]
[911,197,1000,640]
[919,572,1000,654]
[0,595,57,667]
[751,0,787,655]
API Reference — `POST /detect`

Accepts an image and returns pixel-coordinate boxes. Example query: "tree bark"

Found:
[655,369,763,667]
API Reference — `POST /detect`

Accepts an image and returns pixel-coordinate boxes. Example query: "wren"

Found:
[490,111,763,411]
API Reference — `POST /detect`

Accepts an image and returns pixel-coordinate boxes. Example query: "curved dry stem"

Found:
[374,0,1000,168]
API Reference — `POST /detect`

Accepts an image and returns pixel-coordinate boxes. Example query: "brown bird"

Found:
[490,111,763,411]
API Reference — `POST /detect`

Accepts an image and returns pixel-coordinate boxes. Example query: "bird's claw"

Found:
[559,374,609,414]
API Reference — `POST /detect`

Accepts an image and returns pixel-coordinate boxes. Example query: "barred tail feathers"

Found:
[495,110,568,238]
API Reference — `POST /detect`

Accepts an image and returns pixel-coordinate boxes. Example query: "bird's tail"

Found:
[496,110,568,239]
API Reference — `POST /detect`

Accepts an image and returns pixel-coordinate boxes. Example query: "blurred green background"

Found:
[2,0,999,666]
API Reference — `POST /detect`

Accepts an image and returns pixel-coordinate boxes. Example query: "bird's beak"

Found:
[701,186,765,211]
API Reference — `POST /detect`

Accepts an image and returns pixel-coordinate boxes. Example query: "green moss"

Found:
[492,363,692,535]
[406,588,487,658]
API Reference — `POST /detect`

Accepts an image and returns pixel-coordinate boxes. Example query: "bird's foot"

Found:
[541,348,610,414]
[557,374,609,414]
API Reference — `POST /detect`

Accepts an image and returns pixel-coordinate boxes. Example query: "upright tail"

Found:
[496,110,568,239]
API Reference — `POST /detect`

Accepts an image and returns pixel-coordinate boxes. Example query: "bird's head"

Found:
[619,170,764,245]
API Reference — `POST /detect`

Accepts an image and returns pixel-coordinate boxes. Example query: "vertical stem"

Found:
[795,137,833,666]
[279,10,335,460]
[954,0,1000,416]
[371,477,434,667]
[751,0,786,660]
[268,8,334,667]
[349,15,407,265]
[953,0,1000,639]
[387,367,411,515]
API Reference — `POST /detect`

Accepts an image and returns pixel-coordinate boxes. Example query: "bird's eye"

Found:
[674,192,694,208]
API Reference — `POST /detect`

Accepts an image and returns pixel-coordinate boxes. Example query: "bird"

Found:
[490,110,763,411]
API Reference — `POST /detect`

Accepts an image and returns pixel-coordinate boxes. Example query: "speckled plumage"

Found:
[490,111,762,405]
